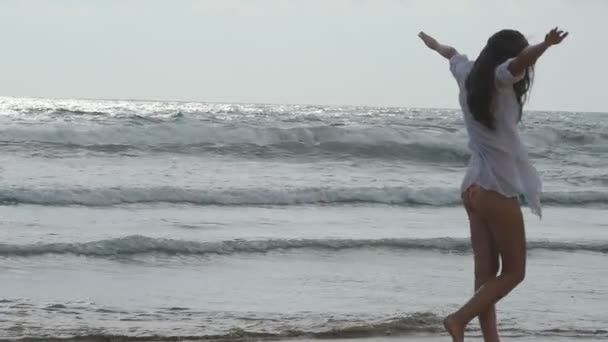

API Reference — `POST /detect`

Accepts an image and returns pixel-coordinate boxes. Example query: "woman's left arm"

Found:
[418,32,458,60]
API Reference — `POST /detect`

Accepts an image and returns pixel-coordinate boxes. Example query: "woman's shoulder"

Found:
[494,58,526,87]
[449,54,474,85]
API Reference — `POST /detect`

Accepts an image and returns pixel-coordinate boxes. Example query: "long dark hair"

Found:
[465,29,533,130]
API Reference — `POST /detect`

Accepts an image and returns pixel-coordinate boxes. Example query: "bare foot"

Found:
[444,314,465,342]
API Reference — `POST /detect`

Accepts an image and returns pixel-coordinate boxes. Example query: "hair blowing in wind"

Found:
[465,30,532,130]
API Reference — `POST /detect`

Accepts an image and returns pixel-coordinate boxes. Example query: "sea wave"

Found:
[0,186,461,206]
[0,186,607,207]
[2,110,606,163]
[2,236,607,257]
[0,122,462,146]
[0,123,471,162]
[6,140,471,162]
[2,309,607,341]
[6,316,443,341]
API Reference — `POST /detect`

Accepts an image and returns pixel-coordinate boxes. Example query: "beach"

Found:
[1,97,607,341]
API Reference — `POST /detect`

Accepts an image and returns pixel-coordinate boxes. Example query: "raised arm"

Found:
[418,32,458,60]
[508,27,568,76]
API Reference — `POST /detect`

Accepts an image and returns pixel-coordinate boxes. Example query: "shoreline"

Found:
[13,335,607,342]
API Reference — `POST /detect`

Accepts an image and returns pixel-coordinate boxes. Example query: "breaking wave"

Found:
[2,236,607,257]
[0,186,606,207]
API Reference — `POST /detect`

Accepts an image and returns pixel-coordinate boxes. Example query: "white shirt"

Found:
[450,54,543,218]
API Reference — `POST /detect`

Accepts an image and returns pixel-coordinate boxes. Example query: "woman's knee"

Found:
[501,265,526,286]
[475,262,499,283]
[513,266,526,284]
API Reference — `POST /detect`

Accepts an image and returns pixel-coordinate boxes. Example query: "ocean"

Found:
[0,96,607,341]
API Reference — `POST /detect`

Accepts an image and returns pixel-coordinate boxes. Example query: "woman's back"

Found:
[450,54,542,217]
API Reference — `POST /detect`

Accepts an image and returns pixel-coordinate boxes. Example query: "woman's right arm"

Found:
[508,27,568,76]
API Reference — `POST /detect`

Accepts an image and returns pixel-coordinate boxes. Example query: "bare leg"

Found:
[446,189,526,342]
[467,205,500,342]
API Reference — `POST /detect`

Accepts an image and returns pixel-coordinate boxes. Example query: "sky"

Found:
[0,0,605,112]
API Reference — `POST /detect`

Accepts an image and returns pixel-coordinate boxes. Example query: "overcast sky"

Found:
[0,0,605,112]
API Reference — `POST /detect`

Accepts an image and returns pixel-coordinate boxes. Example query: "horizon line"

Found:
[0,94,605,115]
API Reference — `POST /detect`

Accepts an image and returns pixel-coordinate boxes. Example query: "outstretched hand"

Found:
[544,27,568,46]
[508,26,568,77]
[418,31,438,50]
[418,31,457,60]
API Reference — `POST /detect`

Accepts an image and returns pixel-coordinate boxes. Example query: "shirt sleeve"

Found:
[495,58,525,86]
[449,54,470,84]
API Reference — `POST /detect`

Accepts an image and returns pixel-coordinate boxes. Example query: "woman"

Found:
[418,28,568,342]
